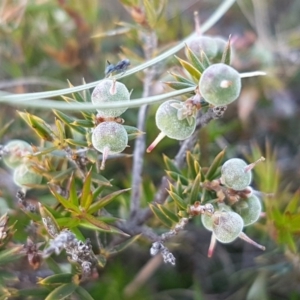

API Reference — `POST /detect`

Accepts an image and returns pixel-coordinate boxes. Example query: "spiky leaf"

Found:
[185,45,205,73]
[149,204,173,227]
[205,148,226,180]
[175,55,201,80]
[45,283,77,300]
[38,273,73,286]
[167,190,187,210]
[88,188,131,214]
[157,204,179,223]
[221,35,232,65]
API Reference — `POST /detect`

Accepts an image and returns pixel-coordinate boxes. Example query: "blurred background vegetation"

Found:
[0,0,300,299]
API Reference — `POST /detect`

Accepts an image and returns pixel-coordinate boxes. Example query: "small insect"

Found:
[105,59,130,77]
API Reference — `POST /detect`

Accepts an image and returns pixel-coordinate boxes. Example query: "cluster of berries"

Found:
[200,157,265,255]
[1,140,42,191]
[147,35,241,152]
[91,79,130,170]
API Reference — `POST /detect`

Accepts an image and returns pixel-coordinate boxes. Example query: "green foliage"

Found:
[0,0,298,299]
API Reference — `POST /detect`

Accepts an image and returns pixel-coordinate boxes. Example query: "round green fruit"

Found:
[91,79,130,117]
[212,211,244,243]
[233,195,261,226]
[92,122,128,154]
[13,164,42,189]
[155,100,196,140]
[221,158,252,191]
[186,36,218,60]
[199,63,241,106]
[201,214,213,231]
[2,140,32,169]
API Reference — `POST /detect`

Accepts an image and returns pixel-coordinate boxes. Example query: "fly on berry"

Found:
[105,59,130,77]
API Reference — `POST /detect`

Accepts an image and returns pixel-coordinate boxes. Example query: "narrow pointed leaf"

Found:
[108,234,141,255]
[56,217,81,228]
[65,139,89,147]
[69,226,85,241]
[186,151,197,179]
[45,257,63,274]
[0,119,14,139]
[17,288,49,298]
[175,55,201,80]
[144,0,157,28]
[185,45,205,73]
[53,110,87,135]
[194,160,201,175]
[149,204,173,227]
[71,119,94,127]
[55,118,65,141]
[96,254,107,268]
[167,190,187,210]
[0,246,23,265]
[169,72,196,86]
[80,214,129,236]
[49,167,76,182]
[287,214,300,232]
[75,286,94,300]
[17,110,30,124]
[200,51,211,69]
[67,80,85,103]
[48,185,80,213]
[188,173,202,204]
[157,204,179,223]
[284,190,300,214]
[176,179,184,196]
[70,124,87,135]
[28,114,54,141]
[123,125,144,140]
[39,204,60,238]
[68,174,78,206]
[80,214,110,230]
[82,78,91,102]
[38,273,73,286]
[80,168,93,210]
[164,81,195,90]
[221,35,232,65]
[53,110,74,124]
[205,148,226,180]
[20,112,54,141]
[31,146,57,156]
[166,171,189,185]
[45,283,77,300]
[91,172,112,186]
[88,188,131,214]
[72,91,85,103]
[163,154,181,173]
[92,186,105,201]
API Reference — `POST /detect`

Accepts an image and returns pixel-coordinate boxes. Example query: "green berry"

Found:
[201,214,213,231]
[92,122,128,154]
[233,195,261,226]
[186,36,218,60]
[155,100,196,140]
[92,122,128,169]
[199,63,241,106]
[202,204,231,231]
[2,140,32,169]
[13,164,42,189]
[91,79,130,117]
[212,211,244,243]
[221,158,252,191]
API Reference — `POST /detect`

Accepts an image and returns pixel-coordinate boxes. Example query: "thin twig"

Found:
[130,31,157,217]
[133,108,217,226]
